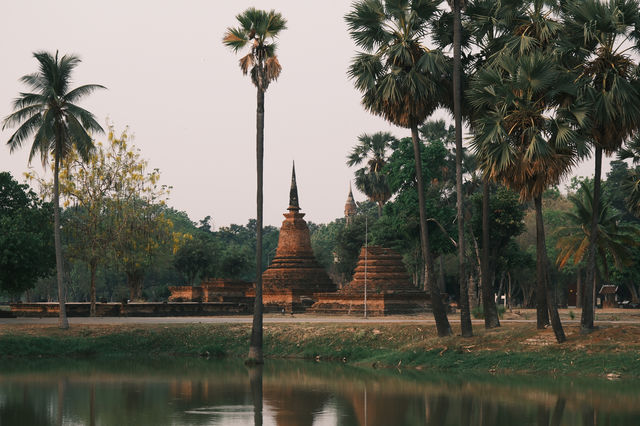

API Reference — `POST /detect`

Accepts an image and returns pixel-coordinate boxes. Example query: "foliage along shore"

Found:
[1,322,638,378]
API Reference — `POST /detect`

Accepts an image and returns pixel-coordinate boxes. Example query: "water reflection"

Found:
[0,358,638,425]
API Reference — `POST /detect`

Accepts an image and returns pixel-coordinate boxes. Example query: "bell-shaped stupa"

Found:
[311,246,431,315]
[262,162,337,312]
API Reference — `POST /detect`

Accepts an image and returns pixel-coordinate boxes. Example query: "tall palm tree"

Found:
[559,0,640,332]
[2,51,104,330]
[556,181,639,281]
[450,0,473,337]
[347,132,396,217]
[469,52,586,343]
[346,0,452,336]
[223,8,287,363]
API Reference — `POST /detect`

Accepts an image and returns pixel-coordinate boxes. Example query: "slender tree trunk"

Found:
[53,153,69,329]
[411,124,451,336]
[507,272,512,309]
[576,267,583,308]
[453,0,472,338]
[468,271,478,308]
[437,255,446,294]
[89,258,97,317]
[482,179,500,328]
[248,86,265,362]
[470,230,481,307]
[377,202,383,218]
[535,195,566,342]
[534,194,550,328]
[126,269,144,300]
[581,146,601,332]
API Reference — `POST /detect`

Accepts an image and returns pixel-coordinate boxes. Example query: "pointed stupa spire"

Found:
[288,161,300,212]
[344,182,357,225]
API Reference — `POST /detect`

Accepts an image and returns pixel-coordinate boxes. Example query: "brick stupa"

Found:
[262,163,337,312]
[311,246,431,315]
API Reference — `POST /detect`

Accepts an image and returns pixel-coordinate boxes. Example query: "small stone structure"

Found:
[168,278,254,303]
[311,246,430,315]
[262,163,337,312]
[599,285,619,308]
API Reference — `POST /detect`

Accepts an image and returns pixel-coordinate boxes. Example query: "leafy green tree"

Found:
[0,172,54,296]
[173,235,218,285]
[2,51,105,329]
[560,0,640,331]
[617,136,640,218]
[347,132,397,217]
[224,8,287,363]
[374,134,457,288]
[470,184,525,308]
[346,0,452,336]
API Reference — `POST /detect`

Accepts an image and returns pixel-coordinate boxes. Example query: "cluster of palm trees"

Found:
[346,0,640,342]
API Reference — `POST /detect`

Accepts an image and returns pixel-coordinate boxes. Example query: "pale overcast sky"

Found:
[1,0,604,228]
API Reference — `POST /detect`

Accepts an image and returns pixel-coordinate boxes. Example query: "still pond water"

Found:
[0,358,638,426]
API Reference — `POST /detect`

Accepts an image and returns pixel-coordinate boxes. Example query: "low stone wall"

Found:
[10,302,250,317]
[168,286,204,302]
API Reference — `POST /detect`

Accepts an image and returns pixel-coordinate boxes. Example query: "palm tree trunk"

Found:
[53,153,69,330]
[377,202,383,218]
[89,258,97,317]
[411,124,451,337]
[248,86,265,363]
[534,194,550,329]
[482,179,500,328]
[576,267,582,308]
[535,195,566,342]
[453,0,472,338]
[581,146,601,332]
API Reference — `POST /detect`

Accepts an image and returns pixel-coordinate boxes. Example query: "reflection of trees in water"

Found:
[1,361,639,426]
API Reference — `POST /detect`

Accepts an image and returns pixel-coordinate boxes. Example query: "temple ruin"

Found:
[311,246,431,315]
[261,163,337,312]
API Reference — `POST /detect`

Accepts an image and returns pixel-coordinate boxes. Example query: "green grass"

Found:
[1,323,639,378]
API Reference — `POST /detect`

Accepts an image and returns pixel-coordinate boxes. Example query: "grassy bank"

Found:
[1,322,638,378]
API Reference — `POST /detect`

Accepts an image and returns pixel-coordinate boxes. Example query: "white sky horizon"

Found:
[0,1,609,230]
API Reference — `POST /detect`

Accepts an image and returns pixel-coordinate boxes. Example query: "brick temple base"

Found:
[310,246,431,316]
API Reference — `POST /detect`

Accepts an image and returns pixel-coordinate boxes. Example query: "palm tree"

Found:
[347,132,396,217]
[346,0,452,336]
[469,51,586,343]
[450,0,473,337]
[223,8,287,363]
[556,181,639,283]
[560,0,640,332]
[2,51,104,330]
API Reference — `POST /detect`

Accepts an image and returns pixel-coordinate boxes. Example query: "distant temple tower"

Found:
[262,162,337,312]
[344,184,357,226]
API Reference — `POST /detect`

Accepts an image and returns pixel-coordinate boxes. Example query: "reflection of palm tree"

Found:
[561,0,640,332]
[556,182,639,285]
[248,366,263,426]
[223,8,287,363]
[2,51,105,329]
[346,0,452,336]
[347,132,396,217]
